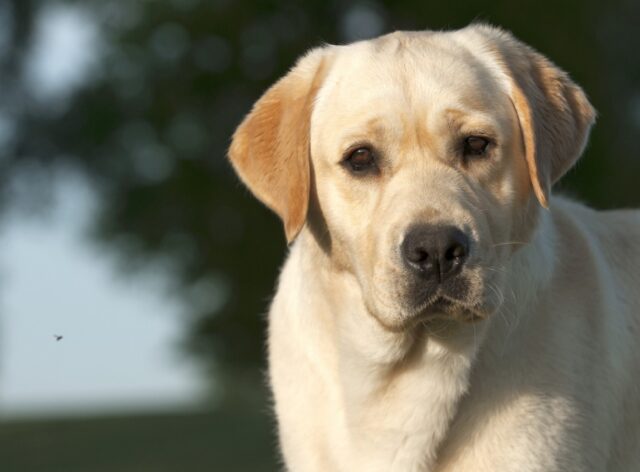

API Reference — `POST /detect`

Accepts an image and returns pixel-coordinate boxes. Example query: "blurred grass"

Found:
[0,408,280,472]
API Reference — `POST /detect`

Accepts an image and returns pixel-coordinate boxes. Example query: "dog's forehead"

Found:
[314,31,505,125]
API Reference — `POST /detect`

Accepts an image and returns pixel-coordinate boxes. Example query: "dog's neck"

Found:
[290,209,555,471]
[293,230,483,471]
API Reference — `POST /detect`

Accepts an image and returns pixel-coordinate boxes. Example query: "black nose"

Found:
[401,225,470,283]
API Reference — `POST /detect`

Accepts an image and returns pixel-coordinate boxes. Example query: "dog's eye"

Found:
[343,147,377,174]
[463,136,490,157]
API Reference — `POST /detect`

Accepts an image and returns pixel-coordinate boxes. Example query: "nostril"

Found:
[408,248,430,264]
[445,243,467,261]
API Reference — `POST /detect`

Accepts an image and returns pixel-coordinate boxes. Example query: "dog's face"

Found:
[308,34,530,329]
[230,26,595,331]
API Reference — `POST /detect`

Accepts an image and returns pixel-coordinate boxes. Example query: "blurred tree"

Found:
[1,0,639,402]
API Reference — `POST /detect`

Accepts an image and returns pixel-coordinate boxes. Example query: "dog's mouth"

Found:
[367,291,487,333]
[367,271,493,332]
[399,271,490,324]
[425,296,456,312]
[413,294,486,324]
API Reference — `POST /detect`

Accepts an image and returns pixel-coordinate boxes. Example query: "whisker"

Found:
[422,318,453,338]
[485,285,508,336]
[493,283,522,357]
[483,266,508,274]
[492,241,528,247]
[472,311,477,347]
[459,193,490,215]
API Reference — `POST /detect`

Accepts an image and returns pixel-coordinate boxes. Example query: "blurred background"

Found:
[0,0,638,470]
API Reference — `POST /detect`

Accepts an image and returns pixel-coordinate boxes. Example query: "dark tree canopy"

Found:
[1,0,639,400]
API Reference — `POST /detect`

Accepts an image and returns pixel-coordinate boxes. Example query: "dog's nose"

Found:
[401,225,470,282]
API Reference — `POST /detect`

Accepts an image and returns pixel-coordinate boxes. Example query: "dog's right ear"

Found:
[229,48,330,243]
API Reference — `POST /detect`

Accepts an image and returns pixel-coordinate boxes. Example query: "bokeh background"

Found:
[0,0,638,470]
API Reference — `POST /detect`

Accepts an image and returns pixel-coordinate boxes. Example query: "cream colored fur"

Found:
[229,24,640,471]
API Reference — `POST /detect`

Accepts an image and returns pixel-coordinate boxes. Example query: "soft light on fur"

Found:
[229,24,640,472]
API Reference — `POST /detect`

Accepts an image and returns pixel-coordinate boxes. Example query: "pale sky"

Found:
[0,4,205,419]
[0,172,205,418]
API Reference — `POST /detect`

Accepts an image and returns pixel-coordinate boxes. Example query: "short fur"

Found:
[229,24,640,471]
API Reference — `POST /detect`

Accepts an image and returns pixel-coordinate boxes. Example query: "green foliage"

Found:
[2,0,639,398]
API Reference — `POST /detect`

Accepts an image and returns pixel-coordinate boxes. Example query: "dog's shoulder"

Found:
[550,195,640,311]
[551,195,640,248]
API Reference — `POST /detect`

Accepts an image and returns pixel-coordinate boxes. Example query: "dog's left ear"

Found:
[474,25,597,207]
[229,48,330,243]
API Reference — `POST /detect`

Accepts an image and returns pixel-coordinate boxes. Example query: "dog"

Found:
[229,24,640,471]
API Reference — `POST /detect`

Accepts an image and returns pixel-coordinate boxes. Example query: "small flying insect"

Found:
[53,335,63,342]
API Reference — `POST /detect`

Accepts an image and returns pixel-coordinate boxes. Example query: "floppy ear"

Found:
[477,26,596,207]
[228,48,329,243]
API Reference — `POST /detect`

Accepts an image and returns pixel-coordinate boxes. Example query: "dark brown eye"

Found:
[463,136,490,157]
[343,147,377,174]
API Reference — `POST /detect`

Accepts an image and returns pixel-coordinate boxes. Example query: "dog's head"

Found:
[229,25,595,330]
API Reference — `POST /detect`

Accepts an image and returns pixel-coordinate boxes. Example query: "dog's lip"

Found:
[368,294,487,333]
[427,296,455,310]
[418,295,458,316]
[413,295,486,322]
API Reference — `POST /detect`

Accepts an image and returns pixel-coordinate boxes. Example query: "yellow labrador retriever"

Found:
[229,24,640,471]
